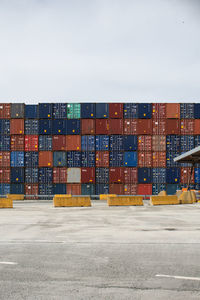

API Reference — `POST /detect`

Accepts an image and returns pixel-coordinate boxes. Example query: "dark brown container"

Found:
[166,103,180,118]
[52,136,66,151]
[108,119,123,134]
[11,135,24,151]
[0,104,11,119]
[81,119,95,134]
[124,184,137,195]
[81,167,95,183]
[180,119,194,135]
[181,167,195,184]
[39,151,53,167]
[10,119,24,135]
[67,183,81,195]
[0,168,10,183]
[152,136,166,151]
[137,119,152,135]
[109,103,123,119]
[138,152,152,167]
[123,119,138,135]
[166,119,180,135]
[96,119,109,135]
[152,152,166,167]
[66,135,81,151]
[109,167,124,183]
[138,135,152,151]
[138,184,152,195]
[194,120,200,135]
[25,184,39,199]
[109,183,124,195]
[96,151,109,167]
[152,119,166,135]
[53,167,67,183]
[124,167,137,183]
[25,135,38,151]
[152,103,166,119]
[0,152,10,167]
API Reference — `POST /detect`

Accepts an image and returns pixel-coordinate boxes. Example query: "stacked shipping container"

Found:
[0,103,199,196]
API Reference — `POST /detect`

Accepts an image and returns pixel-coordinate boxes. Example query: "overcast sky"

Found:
[0,0,199,103]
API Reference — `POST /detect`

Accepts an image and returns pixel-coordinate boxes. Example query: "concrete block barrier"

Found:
[100,194,116,200]
[54,195,91,207]
[107,196,144,206]
[0,197,13,208]
[7,194,24,200]
[150,195,179,205]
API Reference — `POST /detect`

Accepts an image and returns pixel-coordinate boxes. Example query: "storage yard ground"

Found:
[1,201,200,299]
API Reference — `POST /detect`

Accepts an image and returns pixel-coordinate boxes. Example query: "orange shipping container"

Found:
[180,119,194,135]
[138,184,152,195]
[166,103,180,118]
[25,184,38,199]
[152,103,166,119]
[96,119,109,135]
[152,119,166,135]
[194,119,200,135]
[96,151,109,167]
[124,184,137,195]
[109,103,123,119]
[137,119,152,135]
[138,136,152,151]
[152,136,166,152]
[10,119,24,134]
[66,135,81,151]
[11,135,24,151]
[123,119,138,135]
[52,136,66,151]
[39,151,53,167]
[166,119,180,135]
[0,103,11,119]
[181,167,194,184]
[152,152,166,168]
[109,184,124,195]
[53,167,67,183]
[67,183,81,195]
[108,119,123,134]
[0,168,10,183]
[124,167,137,183]
[25,135,38,151]
[0,152,10,167]
[138,152,152,167]
[81,119,95,134]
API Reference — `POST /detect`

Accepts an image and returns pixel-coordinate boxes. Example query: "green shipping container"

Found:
[67,104,81,119]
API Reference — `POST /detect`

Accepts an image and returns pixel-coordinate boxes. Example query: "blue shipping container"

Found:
[81,136,95,151]
[194,104,200,119]
[52,119,67,135]
[25,105,38,119]
[25,168,38,183]
[11,168,24,183]
[166,184,180,195]
[166,135,180,152]
[53,152,66,167]
[25,152,38,167]
[81,151,95,167]
[166,151,180,167]
[96,168,109,184]
[11,152,24,167]
[96,184,109,195]
[152,168,166,184]
[110,135,123,151]
[152,184,166,195]
[180,103,194,119]
[96,103,109,118]
[39,120,52,135]
[138,168,152,184]
[109,151,124,167]
[180,135,194,152]
[0,183,10,195]
[39,135,52,151]
[53,103,66,119]
[124,152,137,167]
[39,184,53,195]
[10,184,24,194]
[67,151,81,167]
[66,119,80,135]
[95,135,109,150]
[25,120,39,134]
[81,103,96,118]
[39,168,53,183]
[39,103,52,119]
[81,184,95,195]
[138,103,152,119]
[0,135,10,151]
[195,168,200,184]
[194,136,200,147]
[53,183,66,194]
[123,135,137,151]
[0,120,10,134]
[123,103,138,119]
[166,167,180,184]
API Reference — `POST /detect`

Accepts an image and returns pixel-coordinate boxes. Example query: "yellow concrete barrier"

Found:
[150,195,179,205]
[107,196,144,206]
[178,191,196,204]
[0,197,13,208]
[7,194,24,200]
[54,195,91,207]
[100,194,116,200]
[158,191,167,196]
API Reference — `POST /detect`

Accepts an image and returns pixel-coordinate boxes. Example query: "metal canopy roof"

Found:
[174,146,200,164]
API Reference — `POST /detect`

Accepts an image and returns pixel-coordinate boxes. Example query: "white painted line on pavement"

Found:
[0,262,18,265]
[156,274,200,281]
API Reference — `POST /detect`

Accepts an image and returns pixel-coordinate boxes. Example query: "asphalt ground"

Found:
[0,200,200,299]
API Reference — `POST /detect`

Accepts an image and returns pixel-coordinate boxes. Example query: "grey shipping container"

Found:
[53,152,67,167]
[11,103,24,118]
[67,168,81,183]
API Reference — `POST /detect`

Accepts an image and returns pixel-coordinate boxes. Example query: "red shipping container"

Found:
[166,119,180,135]
[0,103,11,119]
[152,103,166,119]
[181,167,194,184]
[81,119,95,134]
[81,167,95,183]
[166,103,180,118]
[0,152,10,167]
[152,119,166,135]
[52,136,66,151]
[39,151,53,167]
[137,119,152,135]
[109,167,124,183]
[11,135,24,151]
[124,184,137,195]
[123,119,138,135]
[194,120,200,135]
[109,184,124,195]
[96,151,109,167]
[109,103,123,119]
[124,167,137,183]
[138,152,152,167]
[96,119,109,135]
[53,167,67,183]
[138,184,152,195]
[108,119,123,134]
[152,152,166,168]
[66,135,81,151]
[25,135,38,151]
[67,183,81,195]
[25,184,39,199]
[180,119,194,135]
[138,135,152,151]
[0,168,10,183]
[10,119,24,134]
[152,136,166,152]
